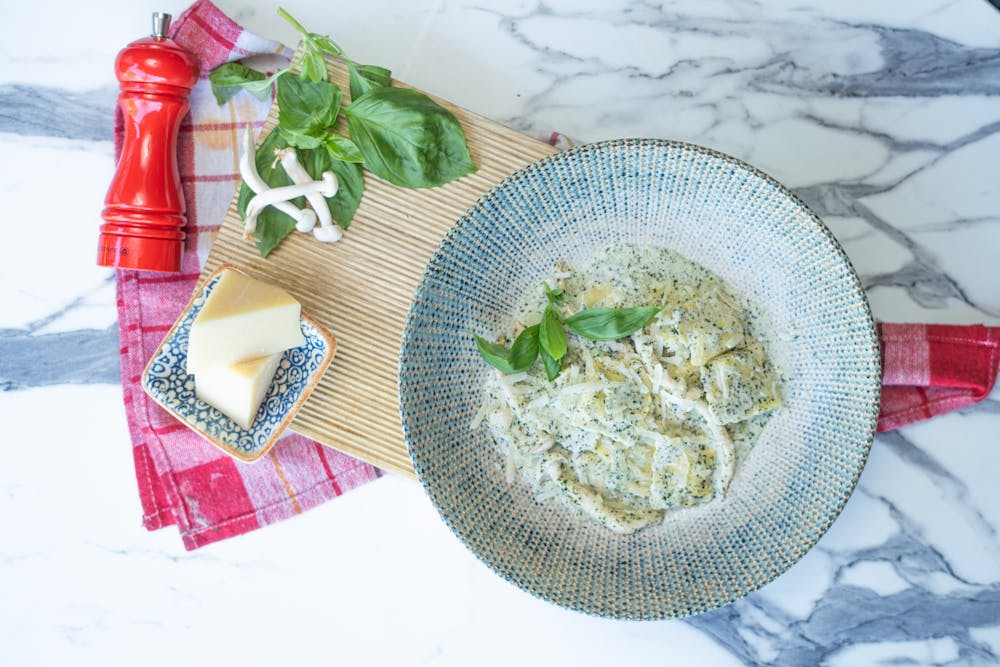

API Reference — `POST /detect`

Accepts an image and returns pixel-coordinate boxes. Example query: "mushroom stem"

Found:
[239,126,316,240]
[280,149,342,243]
[244,174,340,239]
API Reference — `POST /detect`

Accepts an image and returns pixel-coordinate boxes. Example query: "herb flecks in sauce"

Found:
[473,243,783,534]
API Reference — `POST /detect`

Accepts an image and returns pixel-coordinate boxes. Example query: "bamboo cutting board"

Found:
[200,55,557,477]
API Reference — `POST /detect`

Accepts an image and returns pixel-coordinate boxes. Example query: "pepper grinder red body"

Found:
[98,12,199,273]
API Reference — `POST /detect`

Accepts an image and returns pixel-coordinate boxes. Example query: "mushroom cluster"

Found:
[239,126,343,244]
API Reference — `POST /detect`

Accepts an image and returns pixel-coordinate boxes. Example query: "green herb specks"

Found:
[474,287,661,381]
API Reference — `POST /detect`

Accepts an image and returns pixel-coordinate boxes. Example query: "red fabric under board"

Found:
[877,323,1000,432]
[113,0,999,550]
[114,0,380,551]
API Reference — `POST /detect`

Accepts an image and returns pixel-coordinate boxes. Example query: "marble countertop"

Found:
[3,0,1000,664]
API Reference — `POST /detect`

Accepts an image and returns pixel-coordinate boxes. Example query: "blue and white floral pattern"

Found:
[143,268,334,462]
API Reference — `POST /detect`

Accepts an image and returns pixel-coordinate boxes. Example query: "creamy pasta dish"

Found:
[473,243,782,533]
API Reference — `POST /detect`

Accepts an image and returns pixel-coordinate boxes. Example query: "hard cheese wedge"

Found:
[195,352,283,429]
[186,268,305,374]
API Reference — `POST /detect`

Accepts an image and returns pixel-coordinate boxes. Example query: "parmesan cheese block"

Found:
[195,352,283,429]
[186,269,305,374]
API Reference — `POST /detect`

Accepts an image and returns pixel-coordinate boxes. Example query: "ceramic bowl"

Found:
[142,264,335,462]
[399,139,881,619]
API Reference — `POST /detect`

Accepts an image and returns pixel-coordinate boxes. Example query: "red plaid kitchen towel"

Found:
[114,0,998,551]
[116,0,380,551]
[877,323,999,432]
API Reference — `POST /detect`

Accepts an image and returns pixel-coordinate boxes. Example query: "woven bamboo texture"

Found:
[200,55,556,477]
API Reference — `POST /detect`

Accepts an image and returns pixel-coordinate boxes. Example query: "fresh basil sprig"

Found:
[209,8,476,257]
[474,290,661,380]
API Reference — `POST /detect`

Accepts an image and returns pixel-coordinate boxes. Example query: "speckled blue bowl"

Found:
[399,139,881,619]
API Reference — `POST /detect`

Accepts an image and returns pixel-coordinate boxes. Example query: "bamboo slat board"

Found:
[200,55,556,477]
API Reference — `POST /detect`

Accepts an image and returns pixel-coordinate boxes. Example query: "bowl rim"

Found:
[398,137,882,619]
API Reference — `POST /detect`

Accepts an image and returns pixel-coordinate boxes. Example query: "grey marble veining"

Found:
[0,326,119,390]
[1,84,116,141]
[690,430,1000,665]
[3,0,999,664]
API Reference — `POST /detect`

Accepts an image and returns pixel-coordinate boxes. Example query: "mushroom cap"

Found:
[319,172,339,198]
[295,208,319,232]
[313,223,343,243]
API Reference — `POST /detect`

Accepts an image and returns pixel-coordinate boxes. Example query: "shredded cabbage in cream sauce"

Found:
[473,243,782,533]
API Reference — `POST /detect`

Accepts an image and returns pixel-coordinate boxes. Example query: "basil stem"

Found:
[544,284,566,306]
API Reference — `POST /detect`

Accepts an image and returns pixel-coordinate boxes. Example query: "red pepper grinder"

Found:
[98,12,199,273]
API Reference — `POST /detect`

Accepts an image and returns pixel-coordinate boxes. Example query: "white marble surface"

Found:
[3,0,1000,664]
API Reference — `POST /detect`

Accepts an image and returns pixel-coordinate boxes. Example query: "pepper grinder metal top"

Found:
[152,12,171,38]
[97,11,199,273]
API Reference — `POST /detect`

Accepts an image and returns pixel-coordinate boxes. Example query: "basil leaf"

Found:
[324,133,365,163]
[344,87,477,188]
[539,306,567,361]
[565,307,661,341]
[544,284,567,306]
[237,132,303,257]
[474,335,517,374]
[208,63,268,104]
[279,126,324,150]
[348,62,392,100]
[312,35,344,57]
[508,325,540,371]
[241,74,281,99]
[300,146,365,229]
[276,76,341,136]
[299,50,329,83]
[540,345,562,381]
[476,326,540,374]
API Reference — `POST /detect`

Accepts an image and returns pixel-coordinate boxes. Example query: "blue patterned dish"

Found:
[399,139,881,619]
[142,265,335,463]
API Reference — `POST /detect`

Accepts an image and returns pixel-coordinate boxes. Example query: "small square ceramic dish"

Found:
[142,264,335,462]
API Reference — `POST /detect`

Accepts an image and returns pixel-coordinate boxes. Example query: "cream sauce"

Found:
[475,243,783,534]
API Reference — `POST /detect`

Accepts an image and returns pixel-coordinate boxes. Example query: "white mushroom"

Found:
[239,126,316,240]
[280,149,343,243]
[312,224,343,243]
[243,172,338,242]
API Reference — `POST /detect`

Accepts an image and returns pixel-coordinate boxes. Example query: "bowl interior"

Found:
[399,139,881,619]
